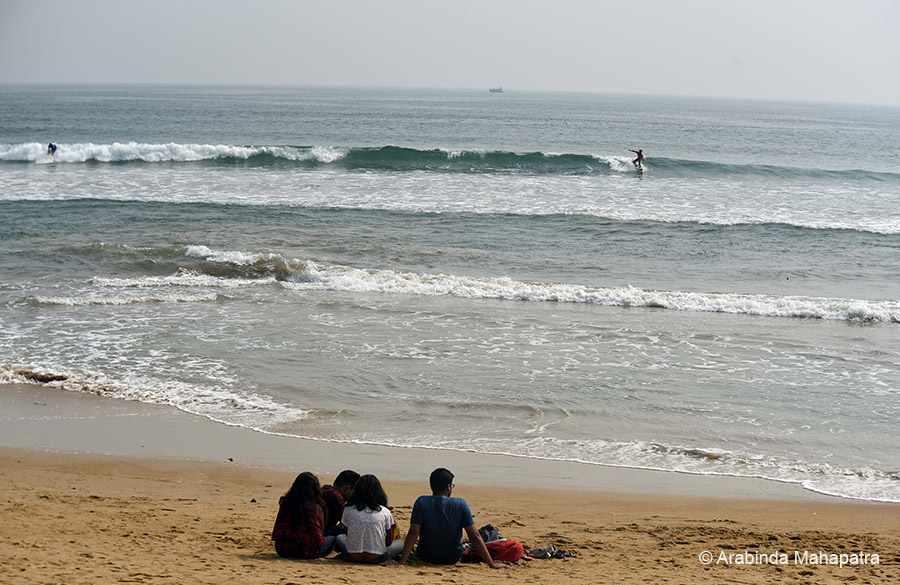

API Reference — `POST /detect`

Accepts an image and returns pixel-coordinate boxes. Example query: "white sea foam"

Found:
[0,365,310,431]
[165,245,900,323]
[282,262,900,323]
[32,291,219,306]
[302,145,347,163]
[91,272,276,289]
[594,155,640,172]
[0,142,348,164]
[439,148,464,159]
[185,244,278,265]
[58,241,898,323]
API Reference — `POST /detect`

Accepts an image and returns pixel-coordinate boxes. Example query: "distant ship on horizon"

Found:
[489,86,503,93]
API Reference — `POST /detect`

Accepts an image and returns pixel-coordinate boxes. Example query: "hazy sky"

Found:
[2,0,898,105]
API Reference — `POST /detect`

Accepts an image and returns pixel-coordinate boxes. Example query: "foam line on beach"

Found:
[0,367,310,430]
[2,372,898,503]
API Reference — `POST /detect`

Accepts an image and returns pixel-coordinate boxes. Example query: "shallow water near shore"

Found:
[1,85,899,501]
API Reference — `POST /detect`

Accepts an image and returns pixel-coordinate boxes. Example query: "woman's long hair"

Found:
[280,471,325,525]
[346,474,388,512]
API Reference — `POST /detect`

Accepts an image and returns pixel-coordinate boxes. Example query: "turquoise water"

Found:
[1,85,899,501]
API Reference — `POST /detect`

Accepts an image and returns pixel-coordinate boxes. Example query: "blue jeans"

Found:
[335,535,404,563]
[320,535,336,557]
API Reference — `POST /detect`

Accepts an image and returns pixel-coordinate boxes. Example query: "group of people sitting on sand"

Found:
[272,467,510,568]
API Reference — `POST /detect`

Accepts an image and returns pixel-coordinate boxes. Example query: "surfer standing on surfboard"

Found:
[629,149,643,169]
[47,143,57,156]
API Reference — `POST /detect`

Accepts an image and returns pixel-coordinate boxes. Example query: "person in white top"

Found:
[334,474,403,563]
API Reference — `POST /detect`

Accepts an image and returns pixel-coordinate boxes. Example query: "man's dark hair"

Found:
[334,469,361,489]
[429,468,454,493]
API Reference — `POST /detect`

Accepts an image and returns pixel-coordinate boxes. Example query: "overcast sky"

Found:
[2,0,898,105]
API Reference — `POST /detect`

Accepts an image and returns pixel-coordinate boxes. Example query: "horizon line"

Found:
[1,82,897,109]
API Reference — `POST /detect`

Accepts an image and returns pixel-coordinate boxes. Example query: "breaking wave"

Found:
[288,263,900,323]
[3,142,897,181]
[76,244,900,324]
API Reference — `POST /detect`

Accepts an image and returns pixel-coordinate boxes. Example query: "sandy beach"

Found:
[2,382,899,585]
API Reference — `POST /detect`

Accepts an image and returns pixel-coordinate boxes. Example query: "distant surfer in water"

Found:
[47,143,57,156]
[629,149,643,169]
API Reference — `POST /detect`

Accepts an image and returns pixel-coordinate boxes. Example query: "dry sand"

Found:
[2,383,899,584]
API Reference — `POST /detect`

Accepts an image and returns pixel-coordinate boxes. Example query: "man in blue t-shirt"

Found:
[396,468,507,568]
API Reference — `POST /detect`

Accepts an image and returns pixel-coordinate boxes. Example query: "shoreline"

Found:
[3,382,900,584]
[5,447,898,585]
[0,382,852,501]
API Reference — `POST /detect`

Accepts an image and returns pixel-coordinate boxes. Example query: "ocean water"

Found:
[1,85,899,502]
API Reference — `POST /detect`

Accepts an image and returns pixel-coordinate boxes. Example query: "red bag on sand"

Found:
[463,539,524,563]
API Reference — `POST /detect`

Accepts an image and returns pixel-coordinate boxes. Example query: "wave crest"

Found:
[0,142,349,165]
[286,263,900,323]
[4,142,895,181]
[77,244,900,324]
